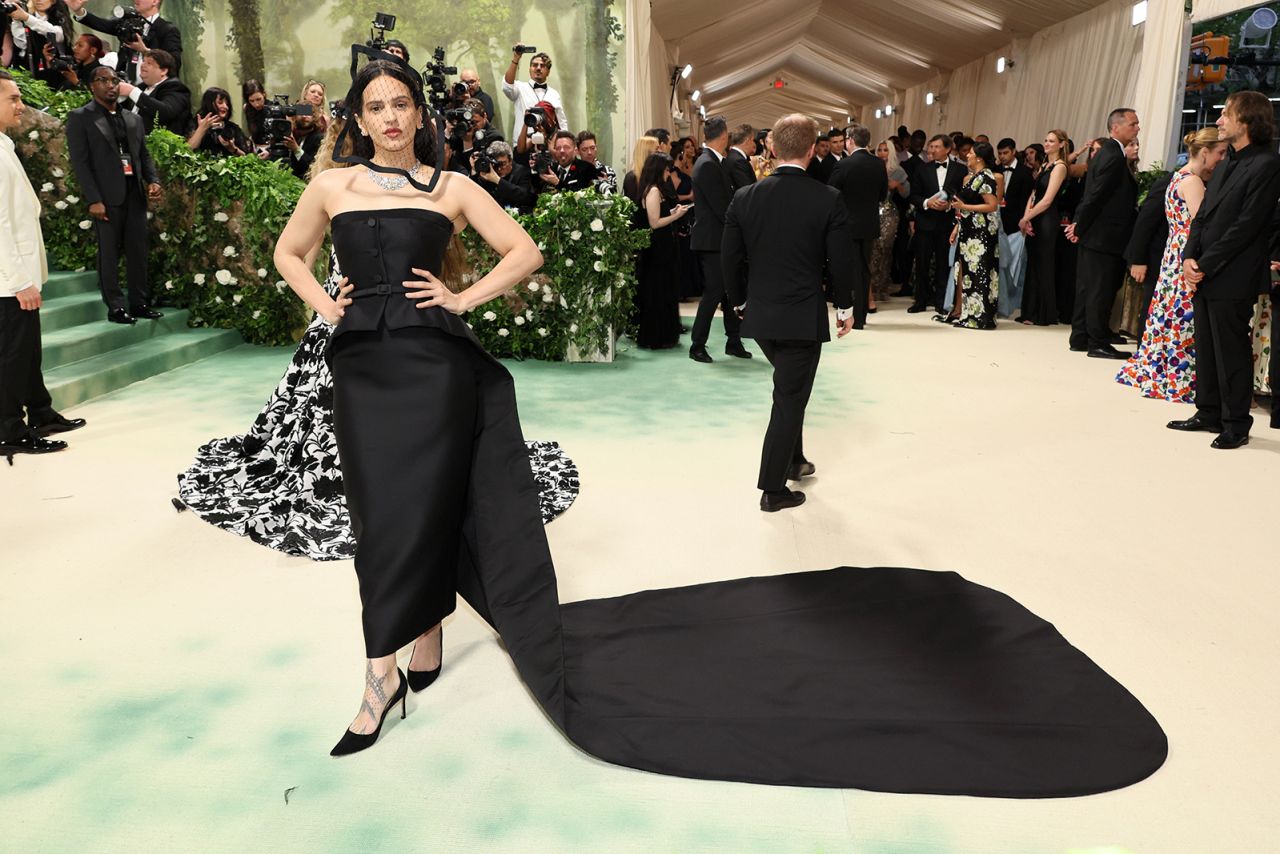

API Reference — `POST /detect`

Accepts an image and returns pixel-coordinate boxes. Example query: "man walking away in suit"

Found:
[1065,108,1140,359]
[725,123,757,191]
[66,66,163,326]
[0,70,85,459]
[117,49,191,136]
[1171,91,1280,448]
[723,113,856,512]
[689,115,751,362]
[907,134,966,314]
[828,123,886,328]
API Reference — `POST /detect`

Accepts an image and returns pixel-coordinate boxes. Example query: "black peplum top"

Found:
[329,208,482,354]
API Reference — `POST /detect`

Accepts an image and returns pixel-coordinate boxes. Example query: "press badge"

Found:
[121,156,134,176]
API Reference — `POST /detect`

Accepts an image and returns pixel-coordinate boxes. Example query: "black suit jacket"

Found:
[690,148,734,252]
[726,148,757,191]
[998,162,1034,235]
[1185,145,1280,301]
[534,157,598,194]
[1123,171,1173,271]
[828,149,888,240]
[65,101,159,207]
[79,12,183,76]
[909,159,967,232]
[722,168,856,342]
[1072,140,1137,255]
[129,78,193,137]
[806,155,834,184]
[480,163,536,214]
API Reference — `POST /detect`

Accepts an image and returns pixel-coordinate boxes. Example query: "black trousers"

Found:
[911,227,951,312]
[1193,293,1257,435]
[0,298,55,441]
[1271,287,1279,425]
[1070,247,1125,350]
[691,250,741,348]
[95,181,151,313]
[851,237,872,325]
[755,338,821,492]
[891,211,912,289]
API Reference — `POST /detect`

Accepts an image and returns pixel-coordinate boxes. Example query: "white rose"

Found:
[275,281,287,293]
[542,292,554,304]
[559,296,568,308]
[214,295,223,304]
[497,328,510,337]
[528,282,540,292]
[514,316,526,326]
[569,323,578,333]
[537,241,547,251]
[159,232,169,242]
[253,310,262,319]
[164,280,173,290]
[565,258,573,267]
[593,246,604,256]
[537,327,548,337]
[51,168,64,178]
[28,130,39,140]
[223,246,237,257]
[590,218,604,232]
[78,220,92,230]
[233,294,243,304]
[40,182,53,193]
[146,212,153,220]
[213,212,229,223]
[215,269,234,285]
[194,273,206,285]
[483,310,497,321]
[54,201,67,210]
[66,195,78,204]
[569,230,582,241]
[257,268,268,279]
[593,261,603,272]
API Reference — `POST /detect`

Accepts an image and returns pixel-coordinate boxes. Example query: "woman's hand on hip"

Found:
[405,268,467,314]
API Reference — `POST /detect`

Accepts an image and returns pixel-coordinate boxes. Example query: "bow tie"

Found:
[532,83,548,92]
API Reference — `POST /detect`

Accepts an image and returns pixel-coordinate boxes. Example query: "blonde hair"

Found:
[772,113,818,161]
[1046,129,1070,165]
[630,136,658,182]
[1182,126,1222,159]
[300,79,328,131]
[308,115,351,181]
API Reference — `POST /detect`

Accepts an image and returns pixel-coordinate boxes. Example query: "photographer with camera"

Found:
[66,0,181,84]
[502,44,566,143]
[575,130,616,196]
[241,79,268,150]
[187,86,247,157]
[5,0,72,80]
[534,129,597,195]
[117,48,191,136]
[381,39,408,64]
[447,98,502,177]
[65,66,163,326]
[41,32,104,89]
[282,106,322,179]
[470,139,535,215]
[459,68,494,128]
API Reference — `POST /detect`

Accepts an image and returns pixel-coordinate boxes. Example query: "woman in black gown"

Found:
[1017,130,1069,326]
[634,152,690,348]
[268,60,1168,795]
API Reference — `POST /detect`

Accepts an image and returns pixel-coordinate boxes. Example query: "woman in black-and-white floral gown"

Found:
[176,251,579,561]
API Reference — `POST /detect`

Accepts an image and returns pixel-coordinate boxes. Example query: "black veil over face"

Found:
[332,45,447,194]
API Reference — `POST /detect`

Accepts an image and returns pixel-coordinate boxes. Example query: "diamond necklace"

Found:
[365,161,422,191]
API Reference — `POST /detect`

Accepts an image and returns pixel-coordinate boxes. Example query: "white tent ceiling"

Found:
[651,0,1116,127]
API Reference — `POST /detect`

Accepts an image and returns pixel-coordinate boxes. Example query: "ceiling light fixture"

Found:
[681,64,693,79]
[884,104,894,116]
[875,108,883,119]
[926,92,935,105]
[691,89,700,101]
[1131,1,1148,26]
[996,56,1013,74]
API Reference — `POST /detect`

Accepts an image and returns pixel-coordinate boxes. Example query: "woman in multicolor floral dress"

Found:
[1116,128,1226,402]
[947,141,1001,330]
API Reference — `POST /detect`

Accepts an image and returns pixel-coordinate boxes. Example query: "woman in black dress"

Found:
[634,152,691,348]
[1017,130,1069,326]
[187,88,250,158]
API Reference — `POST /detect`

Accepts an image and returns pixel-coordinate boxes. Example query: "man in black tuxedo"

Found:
[1065,108,1140,358]
[907,134,966,314]
[533,131,598,194]
[689,115,749,362]
[996,137,1032,314]
[725,123,757,191]
[723,113,856,512]
[807,134,836,183]
[1123,170,1174,341]
[828,123,886,328]
[827,128,846,162]
[68,0,182,84]
[117,49,191,136]
[66,67,163,325]
[472,140,536,215]
[1171,91,1280,448]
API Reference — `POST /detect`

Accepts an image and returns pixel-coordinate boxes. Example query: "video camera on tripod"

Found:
[261,94,313,161]
[424,46,466,114]
[366,11,397,53]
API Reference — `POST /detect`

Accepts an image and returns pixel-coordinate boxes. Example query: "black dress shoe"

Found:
[1,431,67,462]
[1211,432,1249,450]
[1167,416,1223,433]
[1069,343,1089,352]
[31,413,86,436]
[906,305,929,314]
[787,461,816,481]
[107,308,136,325]
[688,345,712,363]
[867,307,878,314]
[760,489,806,512]
[1271,413,1280,430]
[1087,345,1130,360]
[131,305,164,320]
[1107,333,1127,345]
[725,340,752,359]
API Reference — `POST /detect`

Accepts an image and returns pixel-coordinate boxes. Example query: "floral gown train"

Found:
[1116,170,1196,403]
[176,252,579,560]
[953,169,1000,329]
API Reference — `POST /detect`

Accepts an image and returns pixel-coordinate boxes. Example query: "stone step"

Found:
[45,327,243,410]
[40,291,104,333]
[42,269,99,298]
[42,311,194,370]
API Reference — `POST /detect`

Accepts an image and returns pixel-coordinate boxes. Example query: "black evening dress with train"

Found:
[1021,168,1060,326]
[323,207,1168,796]
[176,251,579,561]
[633,196,682,349]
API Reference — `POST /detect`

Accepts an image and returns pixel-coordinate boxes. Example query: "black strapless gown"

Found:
[328,208,1167,796]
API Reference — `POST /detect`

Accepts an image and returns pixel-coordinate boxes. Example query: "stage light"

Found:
[1131,1,1148,26]
[1182,108,1196,113]
[996,56,1013,74]
[884,105,893,116]
[691,89,700,101]
[875,108,883,119]
[699,105,706,118]
[926,92,935,105]
[681,64,693,80]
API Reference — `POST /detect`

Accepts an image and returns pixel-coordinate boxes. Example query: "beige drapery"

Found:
[625,0,673,148]
[1191,0,1266,20]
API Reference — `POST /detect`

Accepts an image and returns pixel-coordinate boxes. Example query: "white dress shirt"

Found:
[501,78,568,141]
[9,11,65,53]
[0,134,48,296]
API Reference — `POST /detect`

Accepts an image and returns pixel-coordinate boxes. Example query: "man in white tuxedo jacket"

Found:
[0,70,84,458]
